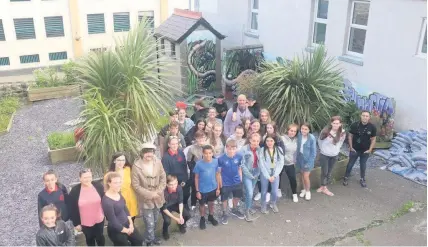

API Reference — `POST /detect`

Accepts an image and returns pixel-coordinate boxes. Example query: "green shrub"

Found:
[47,132,75,150]
[62,61,78,85]
[0,97,20,132]
[155,116,170,131]
[33,67,63,88]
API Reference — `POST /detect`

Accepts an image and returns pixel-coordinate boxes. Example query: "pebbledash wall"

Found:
[196,0,427,131]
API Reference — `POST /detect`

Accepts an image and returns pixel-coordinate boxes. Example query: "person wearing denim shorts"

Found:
[296,123,317,201]
[193,145,221,230]
[218,139,245,225]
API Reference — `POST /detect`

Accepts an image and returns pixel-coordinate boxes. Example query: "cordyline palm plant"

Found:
[253,46,345,131]
[75,21,181,170]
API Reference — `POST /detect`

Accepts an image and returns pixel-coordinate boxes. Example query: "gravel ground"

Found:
[0,98,83,246]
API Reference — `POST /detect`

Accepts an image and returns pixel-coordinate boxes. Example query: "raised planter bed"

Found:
[48,146,80,165]
[0,111,16,136]
[28,84,81,102]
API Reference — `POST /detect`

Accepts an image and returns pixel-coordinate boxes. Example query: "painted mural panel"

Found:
[186,28,216,94]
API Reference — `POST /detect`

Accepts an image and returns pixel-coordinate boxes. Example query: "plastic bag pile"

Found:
[374,129,427,186]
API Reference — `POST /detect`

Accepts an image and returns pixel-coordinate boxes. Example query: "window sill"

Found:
[244,31,259,39]
[337,55,364,66]
[305,46,315,53]
[414,53,427,59]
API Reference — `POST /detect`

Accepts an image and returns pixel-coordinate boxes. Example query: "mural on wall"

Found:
[222,47,264,98]
[187,29,216,94]
[343,79,396,141]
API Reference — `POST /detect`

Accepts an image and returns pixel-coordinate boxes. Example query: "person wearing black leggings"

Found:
[281,124,299,202]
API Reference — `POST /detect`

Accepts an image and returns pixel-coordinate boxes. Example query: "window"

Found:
[90,47,107,53]
[0,20,5,41]
[418,18,427,56]
[87,14,105,34]
[312,0,329,45]
[250,0,259,31]
[138,11,155,31]
[194,0,200,11]
[161,39,165,54]
[44,16,64,37]
[170,42,176,57]
[20,54,40,64]
[347,1,370,56]
[0,57,10,66]
[14,18,36,40]
[49,51,68,61]
[113,12,130,32]
[10,0,31,2]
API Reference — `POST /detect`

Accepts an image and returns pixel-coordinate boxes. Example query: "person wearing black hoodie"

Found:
[161,137,190,210]
[37,170,69,227]
[190,100,209,123]
[36,204,75,246]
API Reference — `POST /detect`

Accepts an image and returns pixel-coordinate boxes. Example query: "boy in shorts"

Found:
[193,145,221,230]
[218,139,245,225]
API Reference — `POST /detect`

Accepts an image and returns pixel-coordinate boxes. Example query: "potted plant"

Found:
[0,97,20,136]
[28,62,81,102]
[47,131,79,164]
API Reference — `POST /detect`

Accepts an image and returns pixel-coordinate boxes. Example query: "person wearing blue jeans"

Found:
[258,135,284,214]
[239,132,261,221]
[343,111,377,187]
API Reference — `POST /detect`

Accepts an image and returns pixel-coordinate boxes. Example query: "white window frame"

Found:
[311,0,328,46]
[249,0,259,32]
[417,17,427,58]
[346,0,370,57]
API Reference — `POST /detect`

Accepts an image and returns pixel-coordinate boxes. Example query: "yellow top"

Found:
[121,166,139,217]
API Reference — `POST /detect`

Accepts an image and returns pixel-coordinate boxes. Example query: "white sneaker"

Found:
[266,193,271,203]
[191,206,196,210]
[299,190,306,198]
[254,192,261,201]
[293,194,298,202]
[228,198,233,208]
[305,191,311,201]
[277,189,282,198]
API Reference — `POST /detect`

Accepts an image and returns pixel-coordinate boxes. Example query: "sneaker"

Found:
[221,213,228,225]
[231,208,245,219]
[179,224,186,234]
[261,206,269,214]
[208,215,219,226]
[271,203,279,213]
[199,217,206,230]
[249,208,257,215]
[299,190,306,198]
[316,186,325,193]
[343,177,349,186]
[146,242,153,246]
[162,231,170,240]
[191,205,196,211]
[277,189,282,198]
[360,178,367,188]
[292,194,298,203]
[244,211,255,222]
[266,193,271,203]
[152,238,161,246]
[254,192,261,201]
[228,198,233,208]
[305,191,311,201]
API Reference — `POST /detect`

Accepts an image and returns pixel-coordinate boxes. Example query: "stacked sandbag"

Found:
[374,129,427,186]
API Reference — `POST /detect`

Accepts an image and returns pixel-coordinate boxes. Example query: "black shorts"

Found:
[221,183,243,201]
[199,189,218,204]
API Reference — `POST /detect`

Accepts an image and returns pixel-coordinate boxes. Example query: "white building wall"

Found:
[0,0,73,71]
[198,0,427,130]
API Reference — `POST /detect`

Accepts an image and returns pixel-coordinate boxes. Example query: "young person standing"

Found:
[317,116,346,196]
[296,123,317,201]
[212,94,228,121]
[282,124,299,202]
[162,121,186,158]
[218,140,245,225]
[226,125,246,150]
[207,123,226,158]
[187,130,208,210]
[177,108,195,135]
[161,175,191,240]
[36,205,75,246]
[193,145,221,230]
[343,111,377,188]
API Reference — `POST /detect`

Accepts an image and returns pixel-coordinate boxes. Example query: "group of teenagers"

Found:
[36,93,377,246]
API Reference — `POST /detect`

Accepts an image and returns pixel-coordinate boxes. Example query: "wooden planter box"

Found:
[0,111,16,136]
[28,84,81,102]
[48,146,79,165]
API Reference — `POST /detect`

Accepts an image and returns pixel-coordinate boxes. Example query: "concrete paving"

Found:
[162,168,427,246]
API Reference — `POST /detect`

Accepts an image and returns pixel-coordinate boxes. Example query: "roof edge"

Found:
[173,8,202,19]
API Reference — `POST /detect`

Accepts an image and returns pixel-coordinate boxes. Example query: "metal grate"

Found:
[14,18,36,40]
[87,14,105,34]
[0,57,10,66]
[20,54,40,64]
[113,12,130,32]
[0,20,5,41]
[44,16,65,37]
[49,51,68,61]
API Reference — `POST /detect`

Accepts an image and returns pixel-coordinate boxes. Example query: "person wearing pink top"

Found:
[68,169,105,246]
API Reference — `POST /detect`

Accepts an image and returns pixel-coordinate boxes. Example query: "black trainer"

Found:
[179,224,187,234]
[360,178,367,188]
[199,216,206,230]
[208,214,219,226]
[343,177,349,186]
[162,231,170,241]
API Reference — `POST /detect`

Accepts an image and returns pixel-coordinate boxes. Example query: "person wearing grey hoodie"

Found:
[281,124,299,202]
[317,116,346,196]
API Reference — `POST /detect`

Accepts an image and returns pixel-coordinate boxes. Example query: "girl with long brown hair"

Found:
[317,116,346,196]
[207,122,226,158]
